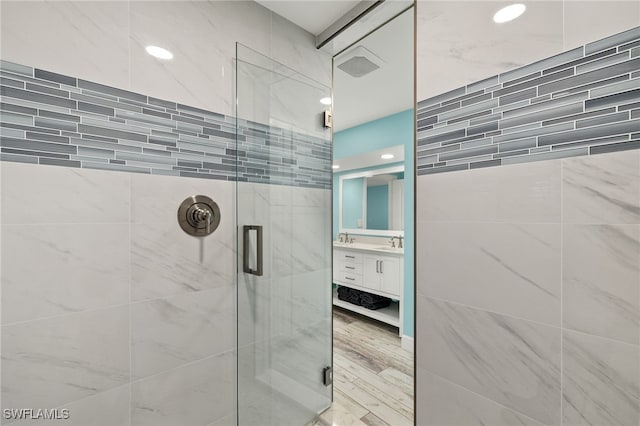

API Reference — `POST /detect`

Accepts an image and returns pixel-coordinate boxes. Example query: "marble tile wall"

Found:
[416,149,640,425]
[0,1,332,425]
[1,162,237,426]
[417,0,640,101]
[416,6,640,424]
[416,26,640,175]
[0,1,331,117]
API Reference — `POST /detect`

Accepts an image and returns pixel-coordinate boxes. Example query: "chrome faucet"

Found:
[397,236,404,249]
[338,232,349,243]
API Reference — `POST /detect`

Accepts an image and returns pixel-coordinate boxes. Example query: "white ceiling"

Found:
[255,0,361,35]
[333,8,414,131]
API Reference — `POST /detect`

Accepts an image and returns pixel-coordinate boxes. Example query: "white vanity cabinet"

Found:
[333,244,404,334]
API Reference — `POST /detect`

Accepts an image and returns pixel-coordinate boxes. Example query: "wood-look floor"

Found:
[316,307,415,426]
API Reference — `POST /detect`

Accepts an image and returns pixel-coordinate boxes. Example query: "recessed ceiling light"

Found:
[146,45,174,60]
[320,97,332,105]
[332,164,340,169]
[493,4,526,23]
[381,154,394,160]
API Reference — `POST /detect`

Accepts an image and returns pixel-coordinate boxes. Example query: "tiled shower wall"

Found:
[416,6,640,426]
[416,151,640,425]
[0,61,331,188]
[0,1,331,425]
[417,27,640,175]
[2,163,237,426]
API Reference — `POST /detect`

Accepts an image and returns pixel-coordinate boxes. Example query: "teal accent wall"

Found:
[342,177,365,229]
[333,109,414,338]
[366,185,389,230]
[334,110,414,159]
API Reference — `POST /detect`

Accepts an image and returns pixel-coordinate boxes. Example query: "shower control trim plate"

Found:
[177,195,221,237]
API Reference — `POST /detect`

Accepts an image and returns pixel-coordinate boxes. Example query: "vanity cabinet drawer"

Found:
[337,251,362,264]
[337,272,362,286]
[341,262,362,275]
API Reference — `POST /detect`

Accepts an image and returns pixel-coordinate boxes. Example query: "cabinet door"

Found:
[363,255,381,290]
[379,256,400,295]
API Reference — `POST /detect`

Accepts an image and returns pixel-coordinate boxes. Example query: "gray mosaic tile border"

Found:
[417,26,640,175]
[0,61,331,189]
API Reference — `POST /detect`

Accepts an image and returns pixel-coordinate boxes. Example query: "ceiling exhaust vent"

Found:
[336,46,384,78]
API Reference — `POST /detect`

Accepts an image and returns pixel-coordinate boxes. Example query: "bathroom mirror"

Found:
[339,164,404,236]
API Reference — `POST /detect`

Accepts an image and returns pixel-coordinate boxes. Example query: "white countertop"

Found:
[333,241,404,255]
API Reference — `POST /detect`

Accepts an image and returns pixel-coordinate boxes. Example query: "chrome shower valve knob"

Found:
[178,195,221,237]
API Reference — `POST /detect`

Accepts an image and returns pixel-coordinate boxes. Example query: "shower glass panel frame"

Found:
[235,43,333,426]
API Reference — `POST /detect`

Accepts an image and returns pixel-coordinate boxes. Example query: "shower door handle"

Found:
[243,225,263,276]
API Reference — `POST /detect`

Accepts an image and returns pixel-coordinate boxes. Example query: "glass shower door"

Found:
[235,44,333,425]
